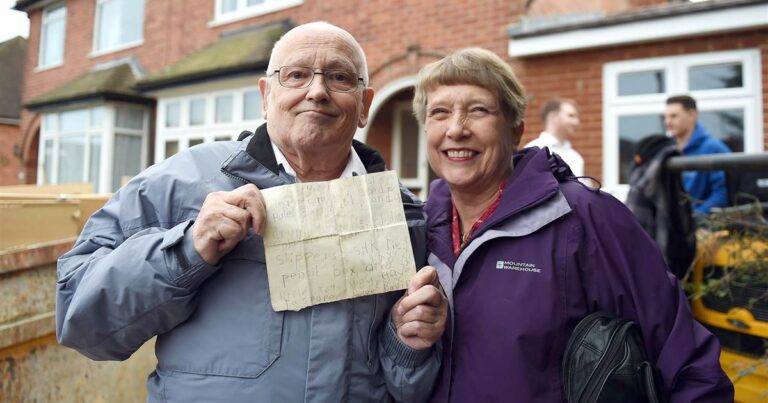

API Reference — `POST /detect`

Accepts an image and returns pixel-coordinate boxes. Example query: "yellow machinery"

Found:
[692,226,768,402]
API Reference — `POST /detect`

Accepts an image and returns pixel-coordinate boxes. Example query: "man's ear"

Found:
[544,111,554,129]
[259,77,270,120]
[358,88,375,128]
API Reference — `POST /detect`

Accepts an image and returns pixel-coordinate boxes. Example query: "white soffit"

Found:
[508,3,768,57]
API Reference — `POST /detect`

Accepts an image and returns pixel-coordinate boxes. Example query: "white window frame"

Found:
[38,103,149,193]
[210,0,303,27]
[391,101,428,199]
[112,105,150,190]
[602,49,763,200]
[37,2,66,70]
[39,107,102,190]
[155,86,264,162]
[91,0,145,57]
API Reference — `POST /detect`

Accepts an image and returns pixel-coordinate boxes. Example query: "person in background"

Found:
[665,94,731,215]
[412,47,732,402]
[55,22,447,402]
[525,98,584,177]
[626,134,696,279]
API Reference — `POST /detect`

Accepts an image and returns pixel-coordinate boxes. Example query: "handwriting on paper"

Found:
[261,170,415,311]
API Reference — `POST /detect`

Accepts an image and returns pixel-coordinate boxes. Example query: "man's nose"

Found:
[305,73,331,102]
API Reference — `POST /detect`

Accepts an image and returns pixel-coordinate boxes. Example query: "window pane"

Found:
[399,109,420,179]
[115,106,144,130]
[243,90,262,120]
[247,0,265,5]
[189,138,204,148]
[215,94,233,123]
[97,0,122,51]
[43,138,54,184]
[43,114,57,133]
[89,135,101,187]
[698,109,744,152]
[59,135,85,183]
[689,62,743,90]
[165,102,180,127]
[60,109,88,132]
[41,17,65,66]
[618,114,665,184]
[112,134,142,191]
[221,0,237,13]
[618,70,665,96]
[190,99,206,126]
[165,140,179,158]
[215,136,231,141]
[90,107,104,128]
[45,2,66,19]
[121,0,144,45]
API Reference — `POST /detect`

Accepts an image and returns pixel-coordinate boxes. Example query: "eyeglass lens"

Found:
[278,67,360,92]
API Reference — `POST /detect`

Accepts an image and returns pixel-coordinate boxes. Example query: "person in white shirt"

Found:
[525,99,584,177]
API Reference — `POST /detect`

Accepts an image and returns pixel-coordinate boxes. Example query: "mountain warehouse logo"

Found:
[495,260,541,273]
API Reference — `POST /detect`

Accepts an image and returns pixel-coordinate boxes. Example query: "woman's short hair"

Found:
[413,48,527,126]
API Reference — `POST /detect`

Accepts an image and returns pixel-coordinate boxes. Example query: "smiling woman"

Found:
[424,84,516,201]
[415,47,734,403]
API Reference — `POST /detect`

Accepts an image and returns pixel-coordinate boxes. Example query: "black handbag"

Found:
[562,312,666,403]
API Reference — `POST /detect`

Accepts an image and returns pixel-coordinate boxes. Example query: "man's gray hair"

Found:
[266,21,369,84]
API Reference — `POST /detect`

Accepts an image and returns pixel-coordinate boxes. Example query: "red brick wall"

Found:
[16,0,768,184]
[367,89,415,167]
[21,0,522,110]
[526,0,667,18]
[518,29,768,180]
[527,0,629,17]
[0,123,21,184]
[19,0,525,181]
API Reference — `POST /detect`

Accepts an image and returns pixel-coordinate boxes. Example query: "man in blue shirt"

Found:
[664,95,731,215]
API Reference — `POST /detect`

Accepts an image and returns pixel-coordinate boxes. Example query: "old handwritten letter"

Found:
[261,171,416,311]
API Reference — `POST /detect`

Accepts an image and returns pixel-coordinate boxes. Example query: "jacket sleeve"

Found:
[56,174,219,361]
[377,197,442,402]
[379,320,442,402]
[694,170,729,215]
[575,191,733,402]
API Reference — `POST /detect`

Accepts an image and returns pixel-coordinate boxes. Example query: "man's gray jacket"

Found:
[56,124,440,402]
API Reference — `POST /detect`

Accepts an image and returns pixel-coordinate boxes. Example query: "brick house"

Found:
[511,0,767,199]
[12,0,767,197]
[0,36,26,185]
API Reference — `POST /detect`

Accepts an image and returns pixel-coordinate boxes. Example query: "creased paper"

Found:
[261,170,415,311]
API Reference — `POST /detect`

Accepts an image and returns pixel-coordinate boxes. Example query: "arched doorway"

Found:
[360,81,436,199]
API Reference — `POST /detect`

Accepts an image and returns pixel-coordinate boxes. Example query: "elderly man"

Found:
[525,98,584,177]
[664,94,731,215]
[56,22,446,402]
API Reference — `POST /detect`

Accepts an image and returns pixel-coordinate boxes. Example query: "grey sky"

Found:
[0,0,29,42]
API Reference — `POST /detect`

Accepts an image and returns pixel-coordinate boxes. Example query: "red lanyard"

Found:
[451,184,504,256]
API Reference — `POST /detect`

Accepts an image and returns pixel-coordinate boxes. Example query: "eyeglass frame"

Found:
[268,66,366,93]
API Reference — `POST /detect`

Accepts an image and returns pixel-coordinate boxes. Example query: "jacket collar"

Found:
[682,123,709,153]
[426,147,569,267]
[222,122,395,189]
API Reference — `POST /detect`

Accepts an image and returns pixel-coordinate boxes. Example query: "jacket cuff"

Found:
[165,220,220,289]
[381,319,433,368]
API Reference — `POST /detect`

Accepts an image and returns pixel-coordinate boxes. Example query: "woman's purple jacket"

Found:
[426,147,733,402]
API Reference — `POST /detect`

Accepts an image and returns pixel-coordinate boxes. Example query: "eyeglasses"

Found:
[270,66,365,93]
